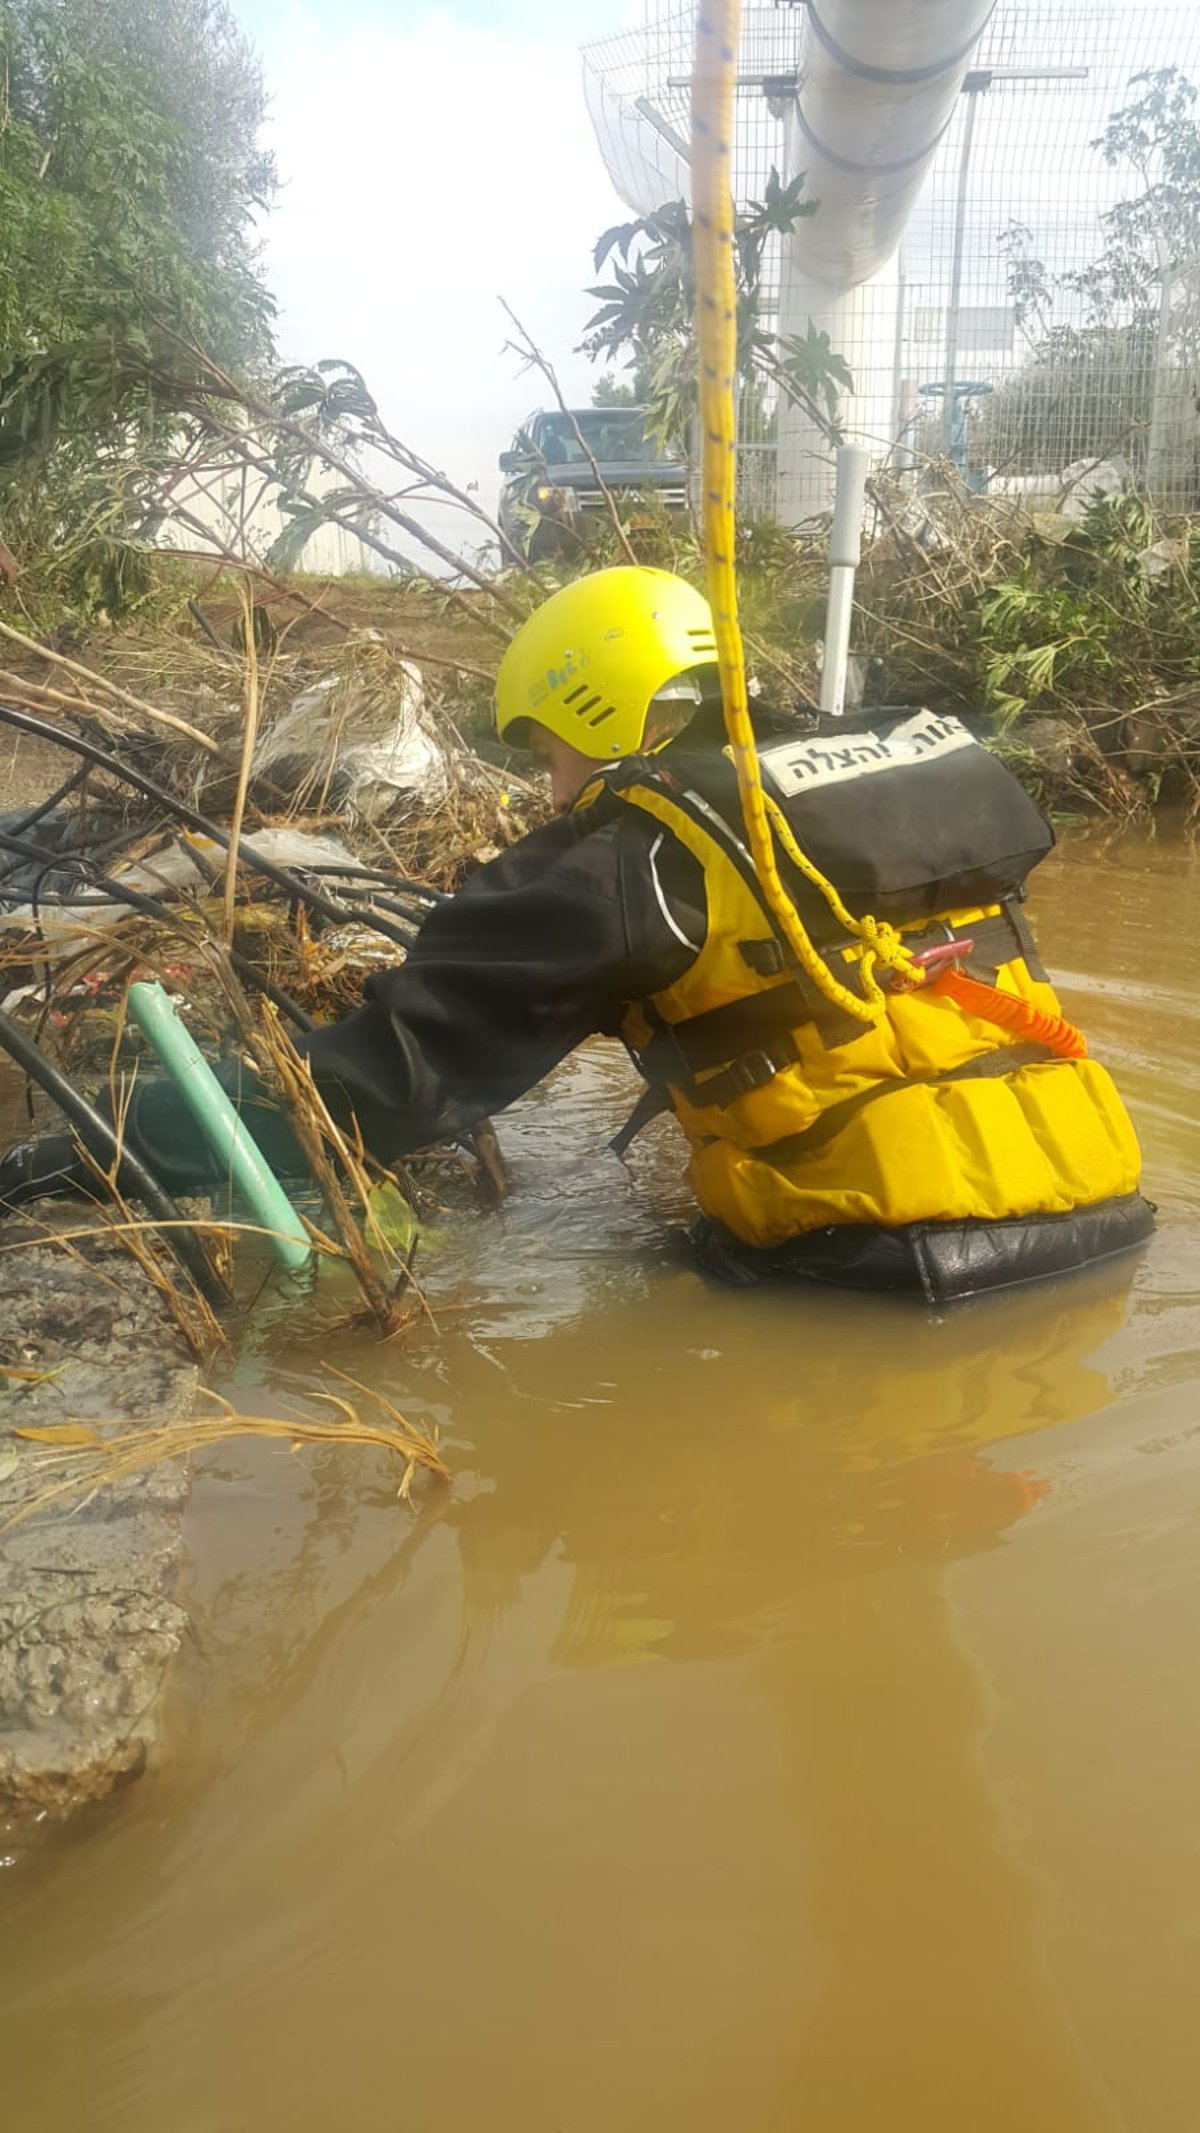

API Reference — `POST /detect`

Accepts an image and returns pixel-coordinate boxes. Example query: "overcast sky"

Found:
[232,0,639,556]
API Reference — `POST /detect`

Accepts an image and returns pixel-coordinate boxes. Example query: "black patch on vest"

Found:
[657,710,1054,927]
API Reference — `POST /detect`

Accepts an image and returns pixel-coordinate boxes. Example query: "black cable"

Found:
[362,891,444,926]
[0,813,161,898]
[294,860,444,904]
[0,763,89,846]
[2,887,172,909]
[81,717,430,924]
[0,704,424,949]
[0,825,316,1032]
[84,814,173,865]
[187,598,235,660]
[0,1003,231,1309]
[2,886,161,908]
[18,851,438,921]
[28,861,61,926]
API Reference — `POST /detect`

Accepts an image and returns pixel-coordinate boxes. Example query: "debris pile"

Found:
[0,618,536,1301]
[0,603,525,1823]
[0,612,538,1136]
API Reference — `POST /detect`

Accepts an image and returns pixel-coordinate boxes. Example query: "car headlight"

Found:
[534,483,561,505]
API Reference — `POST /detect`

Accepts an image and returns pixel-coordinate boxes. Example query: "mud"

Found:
[0,1219,198,1825]
[0,730,67,813]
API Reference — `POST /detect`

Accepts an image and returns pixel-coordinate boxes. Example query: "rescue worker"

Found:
[0,567,1154,1303]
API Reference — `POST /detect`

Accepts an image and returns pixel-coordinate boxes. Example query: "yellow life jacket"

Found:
[575,716,1142,1249]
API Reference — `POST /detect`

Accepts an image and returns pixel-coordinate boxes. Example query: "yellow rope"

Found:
[690,2,914,1018]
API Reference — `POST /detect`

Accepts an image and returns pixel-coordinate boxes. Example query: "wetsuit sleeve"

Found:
[298,813,706,1161]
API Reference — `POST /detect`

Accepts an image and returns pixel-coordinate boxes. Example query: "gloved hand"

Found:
[0,992,424,1214]
[0,1063,308,1214]
[0,1133,99,1212]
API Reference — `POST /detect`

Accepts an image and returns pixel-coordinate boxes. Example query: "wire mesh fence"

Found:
[582,1,1200,519]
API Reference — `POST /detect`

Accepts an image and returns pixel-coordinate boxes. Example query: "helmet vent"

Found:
[588,705,616,729]
[687,626,717,650]
[561,683,588,706]
[574,693,602,718]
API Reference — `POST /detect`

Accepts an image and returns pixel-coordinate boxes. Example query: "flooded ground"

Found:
[2,828,1199,2131]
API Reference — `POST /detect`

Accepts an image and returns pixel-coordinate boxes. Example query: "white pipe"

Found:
[786,0,998,291]
[775,264,899,524]
[775,2,996,523]
[819,446,869,718]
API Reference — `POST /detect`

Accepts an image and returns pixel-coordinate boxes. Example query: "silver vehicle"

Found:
[497,408,689,560]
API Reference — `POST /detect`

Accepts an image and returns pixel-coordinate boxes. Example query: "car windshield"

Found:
[537,412,665,468]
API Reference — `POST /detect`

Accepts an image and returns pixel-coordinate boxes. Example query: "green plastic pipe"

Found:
[126,981,313,1273]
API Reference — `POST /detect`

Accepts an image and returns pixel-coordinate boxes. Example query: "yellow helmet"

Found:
[495,566,718,758]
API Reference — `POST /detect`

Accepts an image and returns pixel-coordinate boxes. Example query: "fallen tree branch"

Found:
[147,328,529,617]
[0,618,222,756]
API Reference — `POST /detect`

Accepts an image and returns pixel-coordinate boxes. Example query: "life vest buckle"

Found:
[719,1046,789,1099]
[739,938,787,977]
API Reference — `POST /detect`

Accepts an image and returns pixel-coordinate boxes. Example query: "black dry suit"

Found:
[1,706,1153,1302]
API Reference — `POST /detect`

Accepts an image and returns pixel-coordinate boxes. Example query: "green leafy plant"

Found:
[0,0,278,611]
[0,0,275,432]
[581,172,853,455]
[977,569,1106,726]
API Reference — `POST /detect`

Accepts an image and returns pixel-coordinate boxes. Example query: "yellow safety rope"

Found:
[690,1,914,1016]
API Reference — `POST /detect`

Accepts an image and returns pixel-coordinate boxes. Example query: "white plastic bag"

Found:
[252,649,446,820]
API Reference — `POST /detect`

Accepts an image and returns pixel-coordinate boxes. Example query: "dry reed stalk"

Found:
[74,1058,231,1361]
[0,618,222,755]
[222,578,262,941]
[0,668,91,716]
[2,1380,449,1533]
[0,1212,331,1257]
[0,1182,229,1362]
[222,990,425,1336]
[92,1189,230,1361]
[180,554,499,688]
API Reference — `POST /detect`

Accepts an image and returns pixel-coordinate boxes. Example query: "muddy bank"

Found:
[0,1220,198,1826]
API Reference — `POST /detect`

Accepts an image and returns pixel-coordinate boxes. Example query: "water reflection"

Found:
[2,1154,1147,2132]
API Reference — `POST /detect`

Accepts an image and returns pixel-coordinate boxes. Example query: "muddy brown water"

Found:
[2,829,1200,2132]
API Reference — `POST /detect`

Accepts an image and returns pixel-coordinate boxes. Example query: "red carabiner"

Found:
[910,936,975,977]
[884,935,975,991]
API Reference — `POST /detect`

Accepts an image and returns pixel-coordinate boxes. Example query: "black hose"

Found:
[5,886,172,910]
[0,704,425,948]
[0,825,316,1032]
[2,887,158,908]
[0,1004,231,1309]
